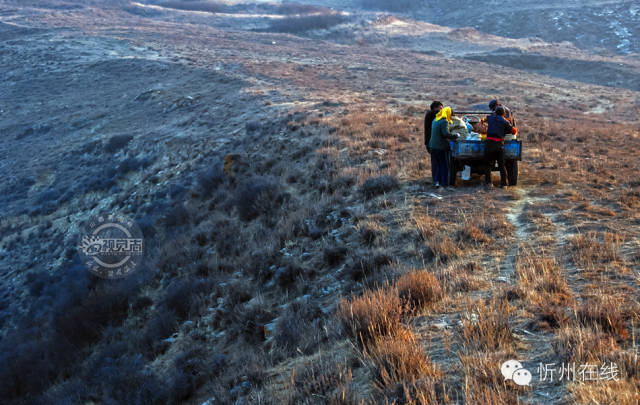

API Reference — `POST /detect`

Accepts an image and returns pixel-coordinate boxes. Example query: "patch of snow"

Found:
[608,20,631,54]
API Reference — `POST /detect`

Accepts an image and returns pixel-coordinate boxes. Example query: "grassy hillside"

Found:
[0,1,639,404]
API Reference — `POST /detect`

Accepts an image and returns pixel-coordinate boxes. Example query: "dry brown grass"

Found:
[395,270,443,311]
[426,234,462,263]
[357,216,388,247]
[283,352,362,405]
[457,224,492,245]
[364,327,445,404]
[436,261,487,293]
[576,294,631,341]
[461,298,516,353]
[569,231,623,270]
[552,326,620,363]
[337,286,405,346]
[568,379,640,405]
[524,209,555,234]
[619,191,640,210]
[412,210,441,241]
[515,252,573,329]
[365,328,440,386]
[459,352,520,404]
[552,325,640,405]
[580,202,617,217]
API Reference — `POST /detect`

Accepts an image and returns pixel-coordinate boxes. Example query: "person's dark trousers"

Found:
[427,146,436,183]
[445,150,453,186]
[484,140,507,186]
[431,149,448,186]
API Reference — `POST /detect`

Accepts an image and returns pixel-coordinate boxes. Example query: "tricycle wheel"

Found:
[506,160,518,186]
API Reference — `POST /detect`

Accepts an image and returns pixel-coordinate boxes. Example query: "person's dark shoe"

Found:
[433,182,440,189]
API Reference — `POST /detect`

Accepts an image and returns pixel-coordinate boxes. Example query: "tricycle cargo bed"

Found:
[449,139,522,160]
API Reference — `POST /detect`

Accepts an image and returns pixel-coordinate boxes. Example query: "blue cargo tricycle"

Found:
[447,111,522,186]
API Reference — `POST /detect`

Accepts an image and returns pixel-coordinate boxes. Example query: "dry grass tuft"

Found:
[371,114,411,143]
[357,217,388,246]
[461,298,516,352]
[552,326,619,363]
[286,354,361,405]
[458,224,492,245]
[395,270,443,311]
[436,261,486,293]
[569,231,623,269]
[364,328,445,404]
[515,252,573,329]
[412,210,441,241]
[479,214,514,241]
[425,235,462,263]
[459,352,520,404]
[337,286,404,346]
[576,294,630,340]
[569,380,640,405]
[365,328,440,386]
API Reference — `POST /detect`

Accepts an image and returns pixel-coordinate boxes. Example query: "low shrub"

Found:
[361,175,399,199]
[348,250,392,281]
[117,156,153,175]
[273,300,325,358]
[288,355,359,404]
[364,328,442,401]
[104,134,133,153]
[337,286,404,345]
[140,311,178,354]
[161,278,211,321]
[395,270,443,310]
[234,176,288,222]
[324,246,348,266]
[196,162,225,197]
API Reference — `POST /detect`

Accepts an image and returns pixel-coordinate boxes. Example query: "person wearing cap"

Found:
[429,106,459,190]
[424,101,443,186]
[484,106,516,188]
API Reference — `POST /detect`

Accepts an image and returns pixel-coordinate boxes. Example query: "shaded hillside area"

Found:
[0,1,639,404]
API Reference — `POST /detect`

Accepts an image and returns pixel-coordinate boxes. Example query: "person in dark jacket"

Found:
[424,101,443,185]
[429,106,458,189]
[484,106,515,187]
[489,99,511,119]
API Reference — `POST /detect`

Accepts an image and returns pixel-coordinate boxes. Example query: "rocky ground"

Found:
[0,1,639,404]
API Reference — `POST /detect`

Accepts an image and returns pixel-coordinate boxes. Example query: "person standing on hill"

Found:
[424,101,443,186]
[429,106,458,190]
[484,106,516,188]
[489,99,511,120]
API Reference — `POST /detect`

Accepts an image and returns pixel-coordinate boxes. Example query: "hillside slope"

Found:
[0,1,639,404]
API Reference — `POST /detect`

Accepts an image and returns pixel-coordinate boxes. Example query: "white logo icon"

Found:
[512,368,532,386]
[501,360,531,386]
